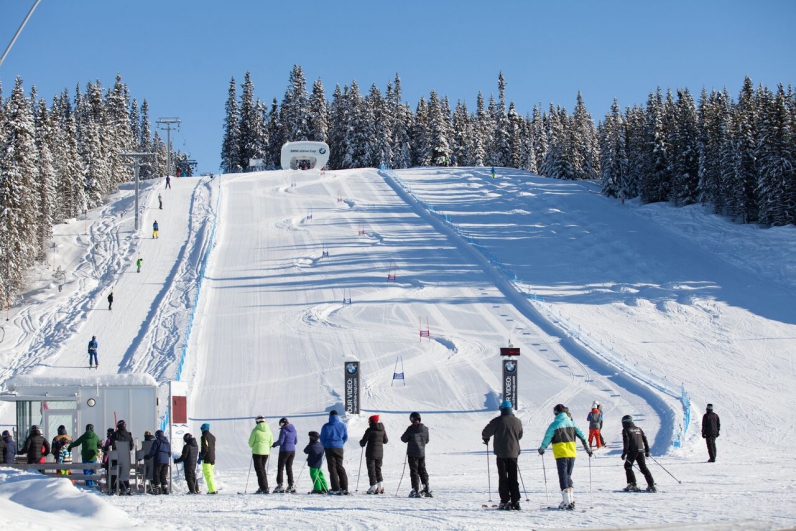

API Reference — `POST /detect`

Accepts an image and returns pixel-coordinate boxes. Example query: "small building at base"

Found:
[281,141,330,170]
[0,374,159,452]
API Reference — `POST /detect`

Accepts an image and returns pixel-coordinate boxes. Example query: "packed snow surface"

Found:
[0,167,794,530]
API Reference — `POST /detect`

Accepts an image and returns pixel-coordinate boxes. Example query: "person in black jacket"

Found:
[22,425,50,465]
[360,415,389,494]
[111,420,134,494]
[482,400,523,510]
[145,430,172,494]
[175,433,200,494]
[620,415,656,492]
[400,412,431,498]
[199,423,218,494]
[702,403,720,462]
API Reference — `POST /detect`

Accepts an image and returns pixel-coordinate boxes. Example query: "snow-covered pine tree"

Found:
[697,89,729,214]
[327,85,345,170]
[451,100,471,167]
[572,91,599,180]
[623,104,645,200]
[391,75,413,169]
[139,99,154,179]
[266,98,283,168]
[411,96,430,167]
[368,83,391,168]
[53,91,85,220]
[519,114,537,173]
[427,90,451,166]
[220,76,240,172]
[0,77,39,297]
[238,71,263,170]
[507,102,522,169]
[756,84,795,226]
[256,100,270,167]
[599,99,627,198]
[281,65,310,143]
[348,81,374,168]
[730,77,761,222]
[531,104,546,174]
[105,74,134,189]
[669,88,700,206]
[307,78,329,144]
[639,88,669,203]
[34,99,56,259]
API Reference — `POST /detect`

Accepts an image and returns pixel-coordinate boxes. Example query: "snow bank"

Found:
[0,468,139,529]
[5,373,157,391]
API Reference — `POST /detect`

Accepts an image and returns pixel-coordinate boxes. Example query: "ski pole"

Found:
[589,453,593,509]
[649,454,681,484]
[541,452,549,505]
[394,453,407,498]
[244,455,253,494]
[355,446,364,492]
[485,442,492,502]
[296,460,307,490]
[516,461,529,502]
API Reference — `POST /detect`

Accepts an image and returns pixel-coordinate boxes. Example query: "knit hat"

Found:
[57,425,67,435]
[308,431,320,440]
[553,404,566,415]
[145,430,153,436]
[500,400,512,410]
[155,430,163,437]
[200,423,210,432]
[369,415,379,423]
[330,410,339,416]
[706,404,713,411]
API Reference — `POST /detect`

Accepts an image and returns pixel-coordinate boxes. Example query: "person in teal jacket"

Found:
[69,424,101,487]
[538,404,591,510]
[248,415,274,493]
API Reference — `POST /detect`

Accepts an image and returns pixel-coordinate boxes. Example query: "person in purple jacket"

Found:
[320,409,349,495]
[272,417,298,493]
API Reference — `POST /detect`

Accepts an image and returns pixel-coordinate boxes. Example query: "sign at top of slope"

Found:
[281,141,330,171]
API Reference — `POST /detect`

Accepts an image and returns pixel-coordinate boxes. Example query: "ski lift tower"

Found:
[156,117,181,178]
[121,152,155,231]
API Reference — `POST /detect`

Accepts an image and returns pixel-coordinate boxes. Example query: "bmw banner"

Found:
[502,359,518,410]
[344,361,360,414]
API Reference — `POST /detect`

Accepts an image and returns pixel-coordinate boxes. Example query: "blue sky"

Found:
[1,0,794,174]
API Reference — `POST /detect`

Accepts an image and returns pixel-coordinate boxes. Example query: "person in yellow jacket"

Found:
[538,404,591,510]
[248,415,274,494]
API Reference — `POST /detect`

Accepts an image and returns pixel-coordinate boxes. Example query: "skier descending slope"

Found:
[482,400,523,510]
[401,412,432,498]
[538,404,592,510]
[620,415,656,492]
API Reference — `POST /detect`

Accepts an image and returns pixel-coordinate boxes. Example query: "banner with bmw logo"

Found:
[344,361,360,414]
[502,359,518,409]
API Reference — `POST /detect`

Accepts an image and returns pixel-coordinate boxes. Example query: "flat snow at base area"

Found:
[1,168,795,529]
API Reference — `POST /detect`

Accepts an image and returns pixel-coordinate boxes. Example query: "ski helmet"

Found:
[368,415,380,424]
[500,400,512,410]
[553,404,566,415]
[621,415,634,425]
[183,433,193,443]
[706,403,714,411]
[200,423,210,432]
[409,412,421,422]
[255,415,266,423]
[116,420,126,429]
[279,417,288,427]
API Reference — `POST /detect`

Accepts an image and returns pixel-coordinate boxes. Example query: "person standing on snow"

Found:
[249,415,274,494]
[304,431,328,494]
[702,404,720,462]
[587,403,603,448]
[68,424,100,487]
[152,220,159,239]
[22,425,50,465]
[174,432,200,494]
[2,430,17,464]
[51,425,73,477]
[107,291,114,311]
[401,412,432,498]
[111,420,134,495]
[621,414,656,492]
[360,414,388,494]
[272,417,298,493]
[538,403,592,510]
[165,175,171,189]
[136,257,143,273]
[320,409,349,495]
[87,336,98,368]
[145,429,172,494]
[482,400,523,510]
[158,193,163,210]
[199,423,217,494]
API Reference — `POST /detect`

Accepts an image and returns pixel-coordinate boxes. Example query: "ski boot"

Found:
[341,489,350,495]
[151,486,161,495]
[623,483,641,492]
[366,485,377,495]
[511,501,521,511]
[377,481,384,494]
[420,484,433,498]
[273,484,285,493]
[286,485,296,493]
[498,502,508,510]
[408,489,420,498]
[646,484,657,493]
[327,490,341,495]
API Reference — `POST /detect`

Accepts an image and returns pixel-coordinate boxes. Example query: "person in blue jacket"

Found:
[87,336,98,368]
[272,417,298,493]
[145,430,172,494]
[320,410,349,495]
[1,430,17,464]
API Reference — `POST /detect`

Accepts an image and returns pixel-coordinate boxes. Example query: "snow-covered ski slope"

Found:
[1,167,795,530]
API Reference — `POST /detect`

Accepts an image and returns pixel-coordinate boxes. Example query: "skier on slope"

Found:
[702,404,720,462]
[320,410,349,495]
[401,412,432,498]
[152,220,159,239]
[272,417,298,493]
[158,193,163,210]
[482,400,523,510]
[136,257,143,273]
[538,403,592,510]
[621,414,656,492]
[88,336,98,368]
[198,423,218,494]
[248,415,273,494]
[304,431,329,494]
[360,414,389,494]
[587,403,603,448]
[174,432,200,494]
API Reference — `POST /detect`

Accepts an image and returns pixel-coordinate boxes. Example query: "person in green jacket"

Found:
[538,404,591,510]
[68,424,101,487]
[248,415,274,494]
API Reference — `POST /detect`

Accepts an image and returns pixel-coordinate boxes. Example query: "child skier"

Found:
[360,414,388,494]
[621,415,656,492]
[51,425,73,479]
[587,403,602,448]
[304,431,328,494]
[400,412,431,498]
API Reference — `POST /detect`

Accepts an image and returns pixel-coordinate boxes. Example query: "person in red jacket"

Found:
[587,403,603,448]
[702,404,720,462]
